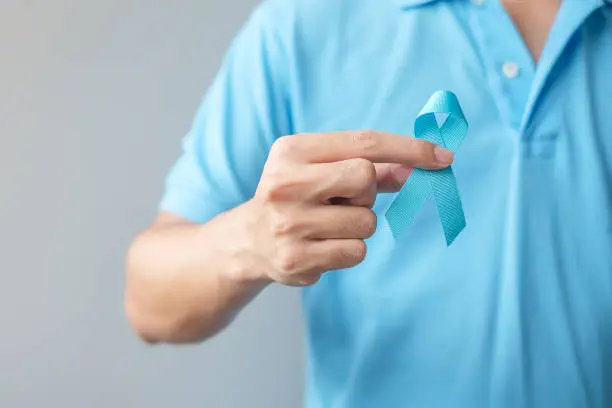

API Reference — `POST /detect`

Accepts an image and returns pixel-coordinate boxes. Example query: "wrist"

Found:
[218,241,272,309]
[202,200,273,290]
[226,255,272,291]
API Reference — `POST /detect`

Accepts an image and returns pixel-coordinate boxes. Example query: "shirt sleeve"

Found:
[159,4,292,223]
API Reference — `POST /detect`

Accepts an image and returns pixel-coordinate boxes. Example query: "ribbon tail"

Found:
[385,168,431,238]
[426,166,466,246]
[386,90,468,244]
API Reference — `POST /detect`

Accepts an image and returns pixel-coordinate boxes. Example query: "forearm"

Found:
[124,204,269,344]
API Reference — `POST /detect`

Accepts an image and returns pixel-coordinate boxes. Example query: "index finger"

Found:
[275,130,453,169]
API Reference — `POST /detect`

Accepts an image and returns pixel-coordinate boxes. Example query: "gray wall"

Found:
[0,1,304,407]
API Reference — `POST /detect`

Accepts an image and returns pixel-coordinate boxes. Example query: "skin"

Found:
[125,131,454,343]
[124,2,561,344]
[502,0,560,63]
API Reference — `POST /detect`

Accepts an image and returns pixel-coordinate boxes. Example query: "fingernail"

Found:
[434,146,454,165]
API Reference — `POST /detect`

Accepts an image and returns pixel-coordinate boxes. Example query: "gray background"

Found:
[0,1,304,407]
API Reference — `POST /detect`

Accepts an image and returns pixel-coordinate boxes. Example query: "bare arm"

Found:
[124,131,453,344]
[124,203,268,344]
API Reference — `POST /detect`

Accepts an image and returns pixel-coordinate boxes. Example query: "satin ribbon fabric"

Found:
[385,91,468,246]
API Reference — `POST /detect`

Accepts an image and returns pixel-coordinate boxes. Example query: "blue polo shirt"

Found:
[159,0,612,406]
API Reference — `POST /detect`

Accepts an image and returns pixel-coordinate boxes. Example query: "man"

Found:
[124,0,612,406]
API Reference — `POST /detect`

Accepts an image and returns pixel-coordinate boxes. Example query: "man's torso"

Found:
[276,0,612,406]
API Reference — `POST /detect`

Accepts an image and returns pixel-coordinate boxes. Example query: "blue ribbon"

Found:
[385,90,468,246]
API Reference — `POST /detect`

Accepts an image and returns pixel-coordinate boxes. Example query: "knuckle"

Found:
[269,212,297,237]
[350,158,376,183]
[352,130,379,154]
[275,245,303,275]
[270,136,299,159]
[261,173,291,202]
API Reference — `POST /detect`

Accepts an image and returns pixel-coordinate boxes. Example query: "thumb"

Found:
[375,163,413,193]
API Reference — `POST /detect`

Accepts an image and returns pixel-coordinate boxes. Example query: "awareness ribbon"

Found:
[385,90,468,246]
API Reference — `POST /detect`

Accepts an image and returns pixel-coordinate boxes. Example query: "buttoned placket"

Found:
[466,0,608,151]
[466,0,536,132]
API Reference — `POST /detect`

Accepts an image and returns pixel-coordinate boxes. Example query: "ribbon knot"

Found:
[385,90,468,246]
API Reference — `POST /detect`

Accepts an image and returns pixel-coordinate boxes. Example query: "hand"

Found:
[244,130,454,286]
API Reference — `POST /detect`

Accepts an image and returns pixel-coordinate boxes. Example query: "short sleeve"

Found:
[159,4,292,223]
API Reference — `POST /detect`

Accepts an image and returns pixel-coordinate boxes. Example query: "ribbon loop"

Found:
[385,90,468,246]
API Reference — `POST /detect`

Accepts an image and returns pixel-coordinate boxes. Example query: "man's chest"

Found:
[292,0,612,283]
[292,1,612,181]
[297,3,612,404]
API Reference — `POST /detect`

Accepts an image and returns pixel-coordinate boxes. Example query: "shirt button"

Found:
[502,62,520,79]
[471,0,484,5]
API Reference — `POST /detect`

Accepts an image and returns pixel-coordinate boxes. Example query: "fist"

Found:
[248,130,453,286]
